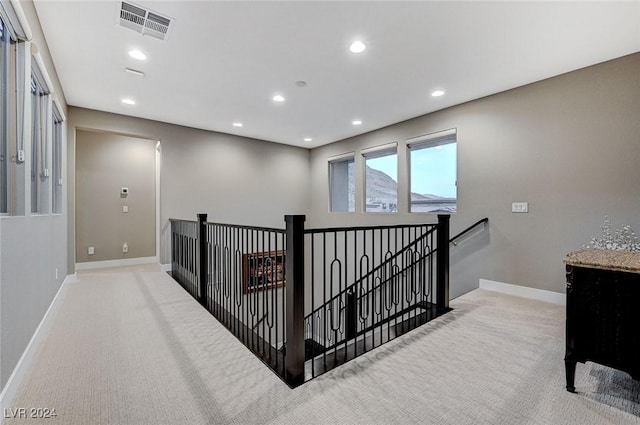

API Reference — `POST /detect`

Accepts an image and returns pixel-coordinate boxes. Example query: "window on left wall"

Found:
[52,104,63,214]
[0,18,9,214]
[30,68,51,214]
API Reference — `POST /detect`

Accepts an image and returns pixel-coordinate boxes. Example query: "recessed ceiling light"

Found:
[431,90,445,97]
[233,122,243,127]
[273,95,285,102]
[304,138,312,142]
[128,49,147,61]
[121,98,136,105]
[349,40,366,53]
[352,120,362,126]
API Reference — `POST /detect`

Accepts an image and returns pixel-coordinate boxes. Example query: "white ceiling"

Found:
[34,1,640,148]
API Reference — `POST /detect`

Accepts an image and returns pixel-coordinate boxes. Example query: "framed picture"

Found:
[242,250,285,294]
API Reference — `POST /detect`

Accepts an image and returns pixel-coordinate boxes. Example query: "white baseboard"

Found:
[0,275,72,420]
[160,263,172,272]
[75,256,158,271]
[479,279,565,305]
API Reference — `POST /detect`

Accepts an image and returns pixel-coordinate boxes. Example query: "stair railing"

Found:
[169,214,453,387]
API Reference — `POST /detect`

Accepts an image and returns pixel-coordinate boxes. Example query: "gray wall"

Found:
[75,131,156,263]
[308,53,640,297]
[0,1,68,389]
[67,107,311,271]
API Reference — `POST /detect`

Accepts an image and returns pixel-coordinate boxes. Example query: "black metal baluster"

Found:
[281,229,286,375]
[310,233,315,377]
[213,225,218,317]
[273,231,278,363]
[267,231,273,362]
[353,230,358,357]
[322,232,327,370]
[242,227,248,344]
[208,224,212,311]
[234,229,242,339]
[261,229,266,357]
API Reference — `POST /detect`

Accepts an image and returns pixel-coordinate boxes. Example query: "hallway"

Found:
[5,267,639,424]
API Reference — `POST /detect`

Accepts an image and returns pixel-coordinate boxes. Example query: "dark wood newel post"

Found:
[436,214,450,312]
[285,214,306,387]
[197,213,208,308]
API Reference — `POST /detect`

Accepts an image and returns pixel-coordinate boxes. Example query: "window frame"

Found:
[328,152,355,213]
[51,101,63,214]
[0,1,31,216]
[407,129,457,214]
[30,60,52,215]
[0,17,9,214]
[362,143,398,214]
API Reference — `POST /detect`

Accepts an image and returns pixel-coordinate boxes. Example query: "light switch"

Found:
[122,205,129,213]
[88,246,95,255]
[512,202,529,213]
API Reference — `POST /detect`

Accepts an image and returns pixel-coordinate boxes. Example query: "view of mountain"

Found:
[343,164,455,213]
[365,166,455,213]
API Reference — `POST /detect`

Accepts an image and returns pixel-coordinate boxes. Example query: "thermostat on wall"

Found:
[121,187,129,195]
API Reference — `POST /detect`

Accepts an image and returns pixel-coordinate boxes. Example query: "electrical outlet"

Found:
[88,246,95,255]
[122,243,128,253]
[122,205,129,213]
[17,149,25,163]
[512,202,529,213]
[43,168,49,177]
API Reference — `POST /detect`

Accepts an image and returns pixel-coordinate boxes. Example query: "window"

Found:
[0,1,30,216]
[52,104,63,214]
[30,69,51,214]
[364,146,397,213]
[408,130,457,213]
[329,155,355,212]
[0,18,9,213]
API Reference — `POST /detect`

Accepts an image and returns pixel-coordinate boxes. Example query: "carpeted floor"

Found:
[4,267,639,424]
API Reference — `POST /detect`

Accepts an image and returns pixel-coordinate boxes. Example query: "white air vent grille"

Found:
[118,1,173,40]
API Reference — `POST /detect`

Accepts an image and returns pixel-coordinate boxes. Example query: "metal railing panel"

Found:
[169,214,458,386]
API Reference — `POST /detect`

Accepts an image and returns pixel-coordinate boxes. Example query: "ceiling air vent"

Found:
[118,1,173,40]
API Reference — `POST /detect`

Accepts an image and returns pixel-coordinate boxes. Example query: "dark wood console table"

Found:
[564,249,640,392]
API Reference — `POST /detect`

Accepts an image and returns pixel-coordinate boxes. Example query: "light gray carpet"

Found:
[4,267,639,424]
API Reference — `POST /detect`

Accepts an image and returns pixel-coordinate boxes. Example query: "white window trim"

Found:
[32,50,53,94]
[327,151,355,163]
[407,128,457,214]
[406,128,456,149]
[0,0,32,41]
[328,152,355,213]
[361,141,398,158]
[51,102,63,215]
[363,144,398,214]
[30,64,53,215]
[52,97,66,121]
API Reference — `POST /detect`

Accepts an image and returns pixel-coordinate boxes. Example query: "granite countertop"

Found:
[564,248,640,274]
